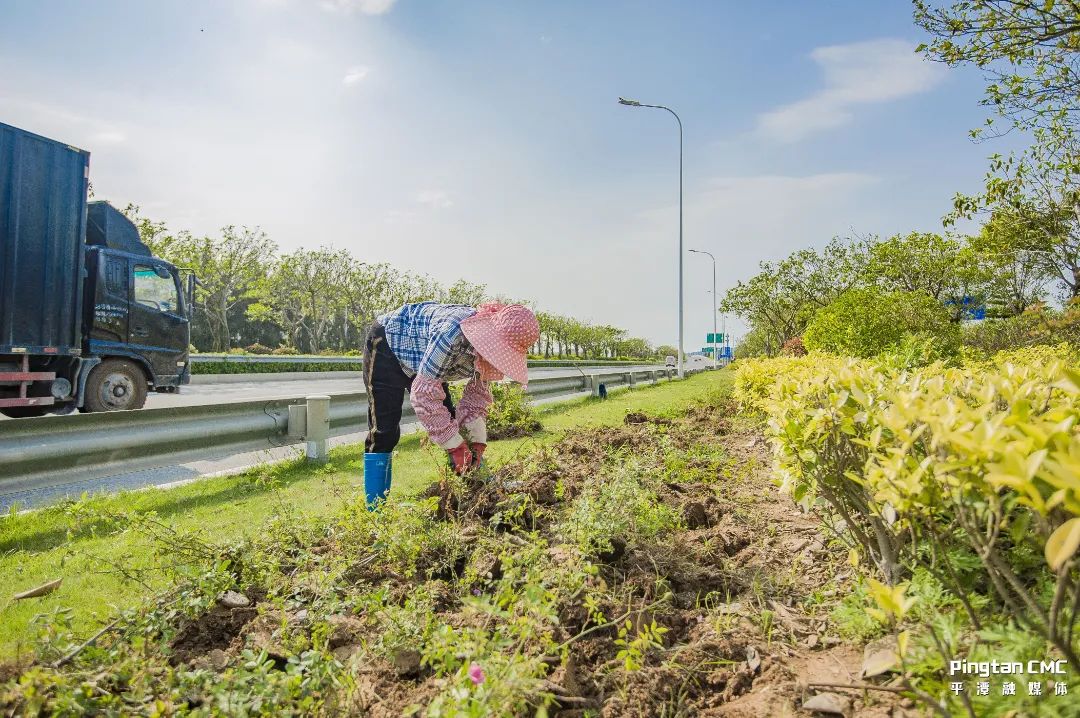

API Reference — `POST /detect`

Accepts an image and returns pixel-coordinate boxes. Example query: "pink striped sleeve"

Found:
[410,376,463,448]
[456,376,493,427]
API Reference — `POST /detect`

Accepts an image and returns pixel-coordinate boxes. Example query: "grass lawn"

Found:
[0,370,732,661]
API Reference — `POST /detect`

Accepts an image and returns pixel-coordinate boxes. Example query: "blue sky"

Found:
[0,0,1010,347]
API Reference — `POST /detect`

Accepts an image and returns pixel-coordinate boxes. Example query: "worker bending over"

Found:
[362,301,539,506]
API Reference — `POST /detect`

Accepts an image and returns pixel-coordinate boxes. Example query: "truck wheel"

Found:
[83,360,148,412]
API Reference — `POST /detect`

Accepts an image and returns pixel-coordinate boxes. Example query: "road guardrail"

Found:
[189,354,663,368]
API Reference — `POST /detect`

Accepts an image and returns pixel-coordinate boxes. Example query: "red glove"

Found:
[470,442,487,466]
[447,442,474,475]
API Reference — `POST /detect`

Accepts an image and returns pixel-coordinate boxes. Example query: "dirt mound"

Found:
[333,407,890,714]
[3,398,897,716]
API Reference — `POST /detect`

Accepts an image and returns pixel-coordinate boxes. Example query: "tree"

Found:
[720,237,870,355]
[915,0,1080,136]
[112,208,653,356]
[336,260,415,348]
[176,226,277,351]
[917,1,1080,300]
[443,279,488,306]
[864,232,991,319]
[949,125,1080,299]
[971,211,1052,315]
[732,330,769,360]
[250,248,348,353]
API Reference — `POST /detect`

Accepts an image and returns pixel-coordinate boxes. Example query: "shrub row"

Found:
[734,345,1080,667]
[191,361,363,374]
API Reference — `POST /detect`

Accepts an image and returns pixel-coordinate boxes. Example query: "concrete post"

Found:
[305,395,330,463]
[589,375,600,397]
[625,372,635,388]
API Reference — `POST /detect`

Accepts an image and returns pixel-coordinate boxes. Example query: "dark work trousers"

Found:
[363,322,455,453]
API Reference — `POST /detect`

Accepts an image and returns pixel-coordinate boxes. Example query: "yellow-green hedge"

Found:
[734,344,1080,663]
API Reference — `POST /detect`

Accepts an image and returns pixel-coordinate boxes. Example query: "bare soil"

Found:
[165,401,908,716]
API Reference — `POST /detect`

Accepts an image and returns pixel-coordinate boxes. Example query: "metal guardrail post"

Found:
[287,404,307,439]
[305,395,330,463]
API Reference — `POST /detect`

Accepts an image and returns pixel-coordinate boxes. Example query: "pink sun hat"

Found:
[460,303,540,386]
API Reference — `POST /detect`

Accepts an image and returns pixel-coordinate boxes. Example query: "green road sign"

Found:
[706,333,725,343]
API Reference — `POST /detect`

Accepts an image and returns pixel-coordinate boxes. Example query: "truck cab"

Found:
[78,201,192,412]
[80,214,192,411]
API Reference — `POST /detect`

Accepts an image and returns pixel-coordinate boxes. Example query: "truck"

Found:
[0,122,193,417]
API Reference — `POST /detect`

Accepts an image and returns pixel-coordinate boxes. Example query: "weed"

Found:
[830,579,889,642]
[558,459,682,558]
[614,619,668,671]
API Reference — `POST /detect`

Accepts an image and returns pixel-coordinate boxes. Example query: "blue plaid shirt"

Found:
[377,302,479,381]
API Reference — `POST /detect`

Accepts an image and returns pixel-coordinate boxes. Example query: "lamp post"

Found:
[689,249,717,368]
[618,96,684,378]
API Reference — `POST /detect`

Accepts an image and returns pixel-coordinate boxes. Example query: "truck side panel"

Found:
[0,122,90,355]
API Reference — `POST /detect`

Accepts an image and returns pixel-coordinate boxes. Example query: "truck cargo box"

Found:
[0,122,90,355]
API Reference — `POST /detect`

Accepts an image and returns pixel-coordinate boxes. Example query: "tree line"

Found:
[122,209,670,360]
[726,1,1080,359]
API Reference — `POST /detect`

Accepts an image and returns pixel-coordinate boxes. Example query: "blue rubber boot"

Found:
[364,453,392,509]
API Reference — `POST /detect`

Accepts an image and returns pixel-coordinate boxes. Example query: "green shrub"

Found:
[486,383,542,439]
[271,345,300,356]
[449,382,543,440]
[803,288,959,358]
[243,343,274,354]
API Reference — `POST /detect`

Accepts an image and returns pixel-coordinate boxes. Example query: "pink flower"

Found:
[468,662,485,685]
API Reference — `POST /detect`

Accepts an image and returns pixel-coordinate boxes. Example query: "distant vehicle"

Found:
[665,355,676,368]
[0,122,195,417]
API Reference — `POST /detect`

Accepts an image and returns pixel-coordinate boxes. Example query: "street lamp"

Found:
[618,96,684,378]
[689,249,717,368]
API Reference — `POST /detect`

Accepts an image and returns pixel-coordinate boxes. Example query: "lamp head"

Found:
[618,97,642,106]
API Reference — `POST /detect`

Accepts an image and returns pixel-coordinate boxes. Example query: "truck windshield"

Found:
[134,264,179,314]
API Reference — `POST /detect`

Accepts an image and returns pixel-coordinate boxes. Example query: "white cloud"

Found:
[756,39,944,143]
[319,0,397,15]
[415,189,452,209]
[342,65,370,85]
